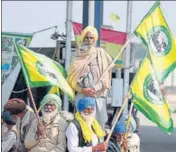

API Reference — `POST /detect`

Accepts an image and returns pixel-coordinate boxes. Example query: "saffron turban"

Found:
[40,94,62,113]
[77,97,96,112]
[113,115,136,134]
[81,26,98,43]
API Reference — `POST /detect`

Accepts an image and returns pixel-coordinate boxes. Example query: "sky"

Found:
[2,1,176,47]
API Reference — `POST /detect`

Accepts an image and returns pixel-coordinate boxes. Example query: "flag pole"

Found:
[13,42,45,138]
[105,91,131,144]
[64,0,73,111]
[125,102,134,138]
[27,86,40,121]
[26,83,46,139]
[120,102,134,152]
[14,43,40,121]
[95,38,130,86]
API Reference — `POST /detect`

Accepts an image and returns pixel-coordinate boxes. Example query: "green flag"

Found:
[134,1,176,83]
[14,42,75,101]
[131,57,173,134]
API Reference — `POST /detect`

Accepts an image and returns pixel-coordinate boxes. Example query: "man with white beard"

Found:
[68,26,113,129]
[66,96,108,152]
[24,94,68,152]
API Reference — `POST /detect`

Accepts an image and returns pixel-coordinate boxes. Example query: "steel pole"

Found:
[123,1,133,114]
[82,0,89,29]
[64,1,73,111]
[94,0,103,47]
[88,1,95,26]
[130,43,135,72]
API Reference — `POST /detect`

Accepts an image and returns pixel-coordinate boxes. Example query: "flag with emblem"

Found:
[14,42,74,101]
[130,57,173,134]
[134,1,176,83]
[46,62,67,97]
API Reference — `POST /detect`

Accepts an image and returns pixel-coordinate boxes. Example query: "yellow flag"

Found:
[131,57,173,134]
[134,1,176,83]
[14,42,75,101]
[109,12,120,22]
[47,86,60,96]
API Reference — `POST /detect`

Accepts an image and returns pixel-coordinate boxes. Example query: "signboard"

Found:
[2,32,33,83]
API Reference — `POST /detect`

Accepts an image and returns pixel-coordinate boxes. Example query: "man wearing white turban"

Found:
[24,94,70,152]
[68,26,113,128]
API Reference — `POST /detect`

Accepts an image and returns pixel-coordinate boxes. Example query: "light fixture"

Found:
[51,32,60,40]
[50,26,60,40]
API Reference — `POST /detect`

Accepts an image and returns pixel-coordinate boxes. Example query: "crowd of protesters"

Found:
[2,26,140,152]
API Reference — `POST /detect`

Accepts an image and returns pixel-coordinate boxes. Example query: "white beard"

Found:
[81,111,95,127]
[42,109,58,124]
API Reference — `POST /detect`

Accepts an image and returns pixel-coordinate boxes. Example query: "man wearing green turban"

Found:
[68,26,113,128]
[24,94,71,152]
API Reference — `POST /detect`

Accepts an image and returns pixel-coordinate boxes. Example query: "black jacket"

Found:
[107,137,120,152]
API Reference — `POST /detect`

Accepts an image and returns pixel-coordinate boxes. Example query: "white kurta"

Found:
[66,122,99,152]
[128,133,140,152]
[2,131,17,152]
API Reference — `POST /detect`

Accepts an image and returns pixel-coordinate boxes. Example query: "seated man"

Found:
[66,96,108,152]
[24,94,69,152]
[3,98,36,152]
[107,115,140,152]
[1,111,18,152]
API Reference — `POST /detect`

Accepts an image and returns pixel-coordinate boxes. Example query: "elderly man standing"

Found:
[66,96,108,152]
[68,26,113,128]
[3,98,36,152]
[24,94,68,152]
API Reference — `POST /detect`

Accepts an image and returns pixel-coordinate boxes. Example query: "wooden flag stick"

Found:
[125,102,134,138]
[14,42,46,138]
[95,39,130,86]
[27,86,46,139]
[120,102,134,152]
[105,92,131,144]
[37,106,42,114]
[27,86,40,121]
